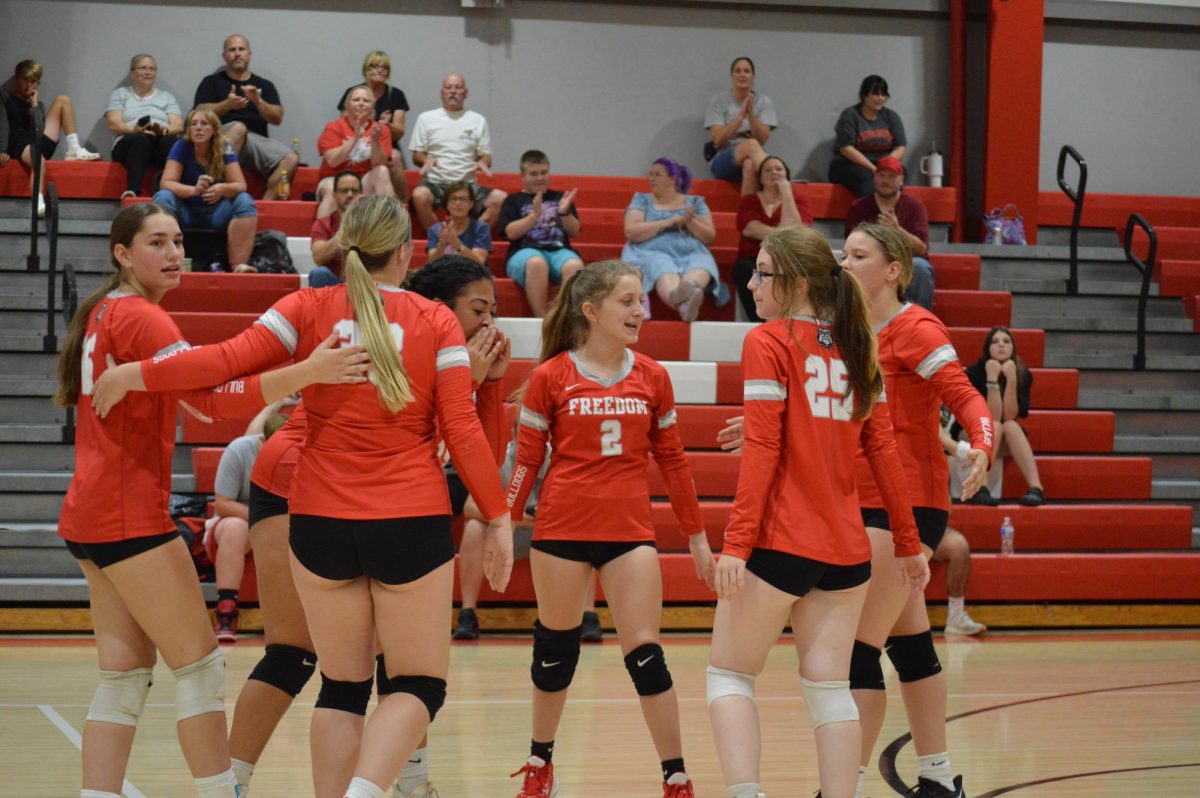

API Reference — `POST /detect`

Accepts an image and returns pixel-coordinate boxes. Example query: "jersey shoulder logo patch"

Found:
[817,327,834,350]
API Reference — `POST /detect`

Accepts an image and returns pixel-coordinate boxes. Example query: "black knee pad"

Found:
[530,620,582,693]
[314,673,374,715]
[387,675,448,722]
[885,631,942,683]
[623,643,673,697]
[849,640,885,691]
[375,653,393,697]
[247,644,317,698]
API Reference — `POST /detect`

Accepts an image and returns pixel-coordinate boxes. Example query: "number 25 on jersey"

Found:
[805,355,854,420]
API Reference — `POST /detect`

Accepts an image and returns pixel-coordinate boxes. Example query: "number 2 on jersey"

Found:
[804,355,853,420]
[600,419,623,456]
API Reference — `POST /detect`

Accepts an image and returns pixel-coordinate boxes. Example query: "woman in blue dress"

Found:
[621,157,718,322]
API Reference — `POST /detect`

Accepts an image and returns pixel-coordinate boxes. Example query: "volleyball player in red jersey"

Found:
[504,260,716,798]
[707,225,929,798]
[55,202,368,798]
[841,223,993,798]
[92,196,515,798]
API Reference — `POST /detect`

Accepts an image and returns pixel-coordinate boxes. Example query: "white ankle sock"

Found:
[81,791,121,798]
[947,596,965,615]
[231,757,254,793]
[194,768,239,798]
[856,764,868,797]
[345,776,385,798]
[397,745,429,791]
[66,133,82,151]
[917,752,955,791]
[727,783,764,798]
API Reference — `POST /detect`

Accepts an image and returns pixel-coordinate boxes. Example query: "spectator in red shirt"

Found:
[309,170,362,287]
[314,85,394,219]
[732,155,814,321]
[844,156,934,309]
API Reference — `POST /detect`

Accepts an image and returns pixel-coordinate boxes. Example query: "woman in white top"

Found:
[105,54,183,199]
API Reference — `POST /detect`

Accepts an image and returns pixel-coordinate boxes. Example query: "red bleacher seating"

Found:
[933,289,1011,327]
[160,272,301,313]
[1159,260,1200,299]
[1039,191,1200,231]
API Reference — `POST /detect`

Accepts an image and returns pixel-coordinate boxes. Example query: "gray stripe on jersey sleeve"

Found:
[915,344,959,380]
[436,345,470,371]
[657,409,678,429]
[255,308,298,355]
[519,406,549,431]
[744,379,787,401]
[153,340,191,359]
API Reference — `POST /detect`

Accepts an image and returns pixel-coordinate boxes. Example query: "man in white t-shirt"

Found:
[409,73,506,230]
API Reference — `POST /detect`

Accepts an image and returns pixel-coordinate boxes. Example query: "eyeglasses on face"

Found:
[749,269,776,283]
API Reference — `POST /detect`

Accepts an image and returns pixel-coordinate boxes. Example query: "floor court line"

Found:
[38,704,147,798]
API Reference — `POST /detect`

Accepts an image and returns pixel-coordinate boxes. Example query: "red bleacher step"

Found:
[948,504,1193,551]
[928,254,980,290]
[999,456,1152,500]
[1039,191,1200,230]
[1019,409,1113,452]
[160,272,300,313]
[1159,260,1200,299]
[933,290,1011,328]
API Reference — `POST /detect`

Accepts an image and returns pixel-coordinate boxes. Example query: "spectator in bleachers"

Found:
[427,181,492,267]
[732,155,814,321]
[336,50,410,201]
[621,157,718,322]
[193,34,298,200]
[933,528,986,635]
[705,56,774,196]
[314,85,394,219]
[208,406,291,642]
[844,156,934,310]
[309,169,362,287]
[498,149,583,317]
[1,59,99,217]
[153,108,258,271]
[409,73,505,230]
[106,54,183,200]
[828,74,907,198]
[963,326,1045,507]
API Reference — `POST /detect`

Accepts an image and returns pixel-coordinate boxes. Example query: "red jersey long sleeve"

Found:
[855,304,995,511]
[250,402,307,498]
[141,285,508,521]
[723,317,918,563]
[472,377,509,466]
[505,349,703,542]
[59,293,264,544]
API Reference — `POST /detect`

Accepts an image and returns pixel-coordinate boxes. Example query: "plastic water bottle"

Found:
[278,169,291,201]
[1000,516,1015,556]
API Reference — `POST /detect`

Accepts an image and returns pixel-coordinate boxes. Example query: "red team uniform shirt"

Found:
[140,285,507,521]
[506,349,703,542]
[59,293,265,544]
[724,317,922,564]
[251,402,307,499]
[854,304,994,511]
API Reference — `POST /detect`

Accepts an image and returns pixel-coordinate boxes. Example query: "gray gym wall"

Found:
[2,0,1197,196]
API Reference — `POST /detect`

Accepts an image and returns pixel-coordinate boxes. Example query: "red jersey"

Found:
[317,117,394,178]
[140,285,507,521]
[506,349,703,542]
[59,292,264,543]
[854,304,994,511]
[724,317,921,564]
[251,402,307,498]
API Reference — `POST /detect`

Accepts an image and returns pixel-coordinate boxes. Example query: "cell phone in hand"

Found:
[137,115,151,127]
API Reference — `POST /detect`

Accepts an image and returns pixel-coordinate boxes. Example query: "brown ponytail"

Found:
[761,225,882,419]
[55,203,172,407]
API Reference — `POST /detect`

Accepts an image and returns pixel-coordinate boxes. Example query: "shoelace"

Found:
[510,762,551,794]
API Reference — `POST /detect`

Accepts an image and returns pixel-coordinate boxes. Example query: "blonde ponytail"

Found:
[337,195,414,413]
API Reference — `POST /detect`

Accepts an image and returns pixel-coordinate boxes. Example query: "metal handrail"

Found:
[42,182,60,352]
[1056,145,1087,295]
[1122,213,1156,371]
[61,258,79,444]
[27,133,41,271]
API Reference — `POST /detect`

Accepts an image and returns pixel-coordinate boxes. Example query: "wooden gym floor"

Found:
[1,630,1197,796]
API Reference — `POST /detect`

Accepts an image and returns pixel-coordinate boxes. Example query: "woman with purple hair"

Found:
[622,157,719,322]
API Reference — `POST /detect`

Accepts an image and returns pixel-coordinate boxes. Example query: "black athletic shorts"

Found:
[64,530,180,569]
[5,133,58,160]
[445,472,468,516]
[530,539,655,569]
[745,547,871,598]
[289,514,454,585]
[248,482,289,528]
[860,506,949,551]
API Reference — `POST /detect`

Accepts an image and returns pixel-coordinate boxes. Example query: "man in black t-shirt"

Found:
[497,150,583,317]
[194,34,298,199]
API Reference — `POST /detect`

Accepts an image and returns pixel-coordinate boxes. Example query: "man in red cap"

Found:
[844,155,934,309]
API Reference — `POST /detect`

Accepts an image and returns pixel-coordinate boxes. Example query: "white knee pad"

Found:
[173,648,226,721]
[706,665,756,705]
[800,677,858,728]
[86,666,153,727]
